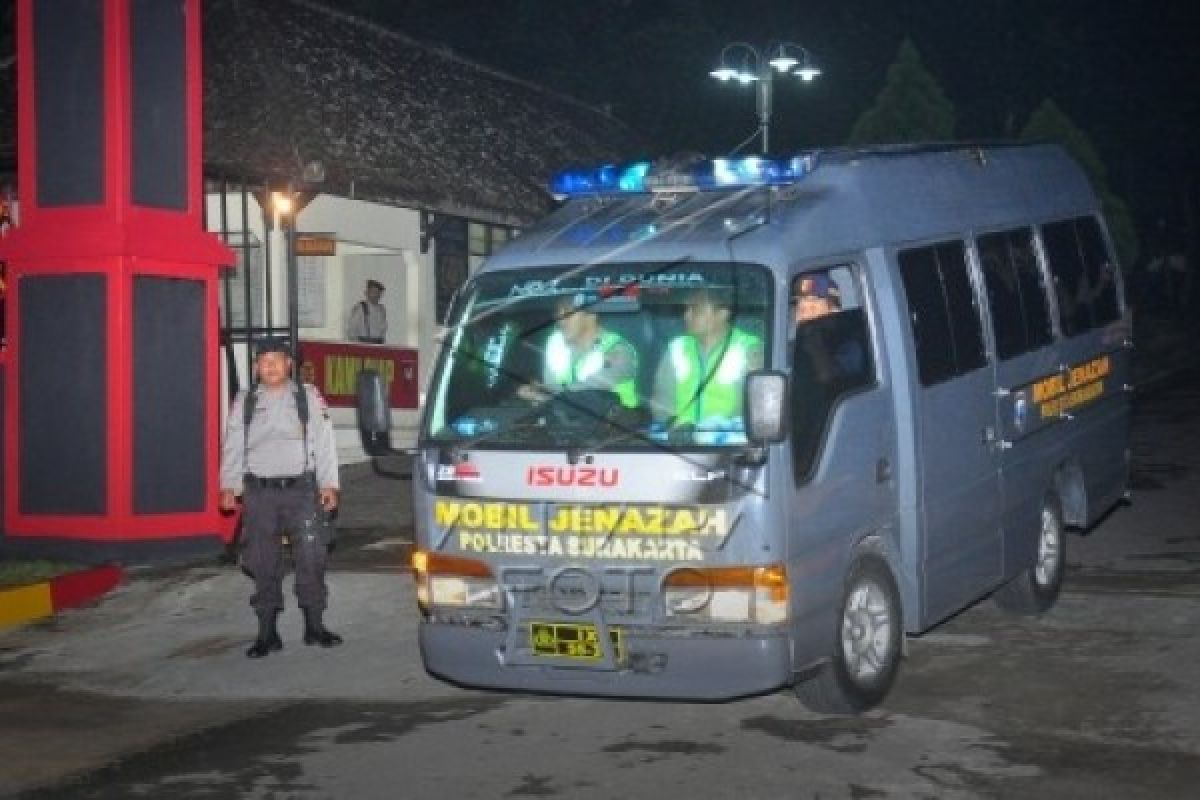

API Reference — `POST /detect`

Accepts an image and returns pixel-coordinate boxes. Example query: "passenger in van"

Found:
[792,273,866,380]
[517,293,640,408]
[652,288,763,430]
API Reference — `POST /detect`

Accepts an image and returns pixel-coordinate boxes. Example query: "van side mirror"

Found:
[356,369,393,456]
[744,370,788,445]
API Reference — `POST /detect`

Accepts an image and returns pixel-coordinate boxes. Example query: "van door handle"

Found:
[982,425,1013,450]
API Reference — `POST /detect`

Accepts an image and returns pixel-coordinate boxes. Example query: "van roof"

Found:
[483,142,1099,272]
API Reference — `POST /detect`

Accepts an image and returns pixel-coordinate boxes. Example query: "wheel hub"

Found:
[841,582,892,681]
[1035,508,1061,587]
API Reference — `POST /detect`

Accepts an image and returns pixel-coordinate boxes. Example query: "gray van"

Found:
[360,143,1131,712]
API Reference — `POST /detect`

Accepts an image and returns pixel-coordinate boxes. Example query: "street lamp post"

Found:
[271,190,300,371]
[710,42,822,154]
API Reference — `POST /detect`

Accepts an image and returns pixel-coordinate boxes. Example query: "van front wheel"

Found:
[994,492,1065,615]
[794,557,902,715]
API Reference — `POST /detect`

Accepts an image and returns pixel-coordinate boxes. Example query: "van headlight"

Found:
[412,551,501,612]
[663,564,788,625]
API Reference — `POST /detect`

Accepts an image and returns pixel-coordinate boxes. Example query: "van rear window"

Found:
[1042,217,1121,336]
[977,229,1053,360]
[898,241,987,387]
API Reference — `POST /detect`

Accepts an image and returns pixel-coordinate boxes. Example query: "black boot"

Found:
[246,611,283,659]
[302,608,343,648]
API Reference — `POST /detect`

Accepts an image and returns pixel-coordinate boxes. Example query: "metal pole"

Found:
[286,217,299,373]
[757,60,773,154]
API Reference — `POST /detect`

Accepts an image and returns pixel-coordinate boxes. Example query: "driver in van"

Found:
[652,288,763,432]
[517,293,640,408]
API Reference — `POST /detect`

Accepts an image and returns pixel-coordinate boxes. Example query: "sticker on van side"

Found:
[1008,353,1117,437]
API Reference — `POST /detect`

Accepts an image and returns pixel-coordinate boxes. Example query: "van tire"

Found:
[994,492,1065,615]
[794,557,902,715]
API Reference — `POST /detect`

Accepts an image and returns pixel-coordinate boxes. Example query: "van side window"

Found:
[789,267,874,480]
[898,241,987,387]
[977,228,1053,360]
[1042,216,1121,335]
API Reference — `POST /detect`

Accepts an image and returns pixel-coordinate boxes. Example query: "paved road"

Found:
[2,372,1199,799]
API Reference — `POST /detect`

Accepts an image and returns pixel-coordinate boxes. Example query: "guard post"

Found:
[0,0,233,560]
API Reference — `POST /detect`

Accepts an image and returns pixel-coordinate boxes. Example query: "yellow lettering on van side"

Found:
[1032,374,1065,404]
[1068,355,1111,389]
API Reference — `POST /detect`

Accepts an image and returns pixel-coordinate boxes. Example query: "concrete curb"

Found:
[0,565,124,628]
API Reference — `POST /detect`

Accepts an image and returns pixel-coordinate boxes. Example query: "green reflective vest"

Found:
[545,330,639,408]
[667,328,760,425]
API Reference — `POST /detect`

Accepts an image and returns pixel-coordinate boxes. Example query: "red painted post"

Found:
[0,0,233,561]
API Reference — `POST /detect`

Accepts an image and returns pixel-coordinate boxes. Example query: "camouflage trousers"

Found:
[240,483,329,614]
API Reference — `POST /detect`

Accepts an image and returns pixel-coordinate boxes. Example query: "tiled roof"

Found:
[0,0,640,225]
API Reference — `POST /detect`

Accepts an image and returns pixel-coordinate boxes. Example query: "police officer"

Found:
[347,279,387,343]
[792,273,841,324]
[791,272,866,379]
[652,288,763,433]
[518,293,639,408]
[219,338,342,658]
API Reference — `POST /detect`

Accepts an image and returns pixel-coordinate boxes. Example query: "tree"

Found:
[1021,99,1139,269]
[847,39,955,146]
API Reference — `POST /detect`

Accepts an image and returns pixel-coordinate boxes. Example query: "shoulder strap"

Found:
[296,384,312,475]
[243,388,257,428]
[294,383,309,426]
[242,388,256,466]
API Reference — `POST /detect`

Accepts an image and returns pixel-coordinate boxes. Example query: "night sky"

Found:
[343,0,1198,248]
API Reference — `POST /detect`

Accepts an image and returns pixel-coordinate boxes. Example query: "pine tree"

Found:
[847,39,955,146]
[1021,99,1139,269]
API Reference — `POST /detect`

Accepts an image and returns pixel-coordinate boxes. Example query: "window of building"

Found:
[898,241,987,387]
[469,222,515,273]
[789,266,875,480]
[1041,216,1121,336]
[435,216,469,324]
[977,228,1053,360]
[217,231,264,330]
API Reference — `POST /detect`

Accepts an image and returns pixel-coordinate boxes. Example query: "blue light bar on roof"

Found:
[550,154,819,198]
[549,161,651,197]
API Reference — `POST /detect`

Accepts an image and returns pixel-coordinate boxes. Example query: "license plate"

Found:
[529,622,622,661]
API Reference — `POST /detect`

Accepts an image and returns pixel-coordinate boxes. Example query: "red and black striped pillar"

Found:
[0,0,233,560]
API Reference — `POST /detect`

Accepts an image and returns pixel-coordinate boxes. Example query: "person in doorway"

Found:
[219,338,342,659]
[347,279,387,343]
[518,293,639,408]
[652,288,763,434]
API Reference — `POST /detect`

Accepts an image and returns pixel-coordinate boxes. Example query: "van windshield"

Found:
[426,262,772,450]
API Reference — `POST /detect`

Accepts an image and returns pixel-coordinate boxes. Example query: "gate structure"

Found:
[0,0,232,560]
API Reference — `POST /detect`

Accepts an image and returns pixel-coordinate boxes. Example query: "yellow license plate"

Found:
[529,622,622,661]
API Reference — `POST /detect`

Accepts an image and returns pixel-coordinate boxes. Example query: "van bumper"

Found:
[419,621,793,700]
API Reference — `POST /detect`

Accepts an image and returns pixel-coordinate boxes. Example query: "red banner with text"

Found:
[298,340,419,410]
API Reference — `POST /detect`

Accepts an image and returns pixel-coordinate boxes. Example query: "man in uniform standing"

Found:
[220,339,342,658]
[346,279,387,343]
